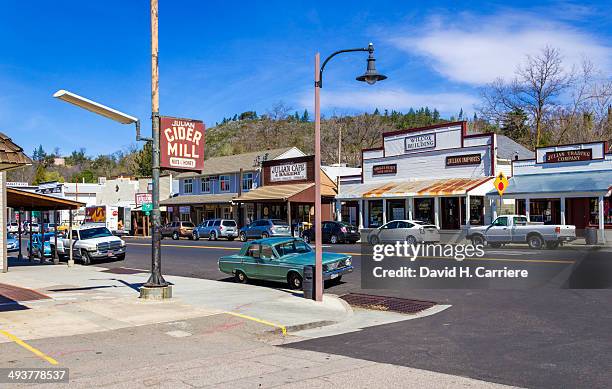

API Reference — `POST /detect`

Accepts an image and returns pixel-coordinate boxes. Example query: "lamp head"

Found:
[356,43,387,85]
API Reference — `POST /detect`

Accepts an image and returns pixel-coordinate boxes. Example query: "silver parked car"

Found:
[367,220,440,245]
[193,219,238,241]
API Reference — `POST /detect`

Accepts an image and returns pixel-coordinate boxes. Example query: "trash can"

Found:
[585,227,598,245]
[303,265,315,300]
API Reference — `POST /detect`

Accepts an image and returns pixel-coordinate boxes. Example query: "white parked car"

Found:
[367,220,440,245]
[56,224,126,265]
[7,222,19,233]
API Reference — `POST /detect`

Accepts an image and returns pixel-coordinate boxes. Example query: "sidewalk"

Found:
[0,264,515,388]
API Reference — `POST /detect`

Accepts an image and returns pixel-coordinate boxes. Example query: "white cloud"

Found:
[298,87,478,116]
[389,12,611,85]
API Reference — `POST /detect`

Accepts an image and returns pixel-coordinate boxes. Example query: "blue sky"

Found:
[0,1,610,156]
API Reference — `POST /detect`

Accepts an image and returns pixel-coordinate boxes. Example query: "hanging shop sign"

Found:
[372,164,397,175]
[544,149,592,163]
[446,153,482,167]
[270,162,307,182]
[160,116,205,171]
[135,193,153,207]
[405,133,436,152]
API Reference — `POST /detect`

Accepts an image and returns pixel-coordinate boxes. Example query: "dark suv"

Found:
[303,221,360,244]
[161,221,196,240]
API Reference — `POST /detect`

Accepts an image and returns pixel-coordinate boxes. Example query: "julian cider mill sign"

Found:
[270,162,307,182]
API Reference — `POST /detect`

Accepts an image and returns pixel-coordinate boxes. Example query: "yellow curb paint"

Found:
[0,330,58,365]
[224,312,287,335]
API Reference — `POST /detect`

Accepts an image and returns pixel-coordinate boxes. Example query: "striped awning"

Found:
[338,177,493,199]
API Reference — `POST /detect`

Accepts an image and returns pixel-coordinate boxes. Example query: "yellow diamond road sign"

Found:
[494,172,509,196]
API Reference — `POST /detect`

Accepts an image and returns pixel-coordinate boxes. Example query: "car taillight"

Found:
[555,227,560,234]
[341,227,347,233]
[219,225,224,230]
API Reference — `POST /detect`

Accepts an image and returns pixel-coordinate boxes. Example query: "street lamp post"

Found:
[313,43,386,301]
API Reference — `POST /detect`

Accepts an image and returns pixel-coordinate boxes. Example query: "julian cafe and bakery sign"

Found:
[270,162,307,182]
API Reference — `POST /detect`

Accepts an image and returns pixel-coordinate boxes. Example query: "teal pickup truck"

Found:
[218,237,353,290]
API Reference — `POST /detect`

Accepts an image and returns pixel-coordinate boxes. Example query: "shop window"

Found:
[529,199,560,225]
[201,177,211,193]
[470,196,484,225]
[589,197,612,226]
[414,198,434,225]
[222,207,231,219]
[242,172,253,191]
[219,175,231,192]
[386,200,405,221]
[183,179,193,194]
[368,200,383,228]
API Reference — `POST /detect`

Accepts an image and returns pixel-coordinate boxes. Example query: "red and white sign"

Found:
[135,193,153,207]
[160,116,205,171]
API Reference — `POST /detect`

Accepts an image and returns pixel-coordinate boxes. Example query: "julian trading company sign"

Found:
[405,133,436,152]
[372,164,397,175]
[270,162,307,182]
[446,153,482,167]
[160,116,205,171]
[545,149,592,163]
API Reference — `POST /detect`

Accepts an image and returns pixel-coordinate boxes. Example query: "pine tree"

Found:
[300,109,310,122]
[458,108,464,120]
[373,108,380,115]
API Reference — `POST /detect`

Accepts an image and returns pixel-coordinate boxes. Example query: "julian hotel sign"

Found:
[160,116,205,171]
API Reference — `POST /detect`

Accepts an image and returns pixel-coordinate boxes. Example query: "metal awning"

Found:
[486,170,612,197]
[160,193,235,206]
[7,188,84,210]
[234,183,336,202]
[338,177,493,199]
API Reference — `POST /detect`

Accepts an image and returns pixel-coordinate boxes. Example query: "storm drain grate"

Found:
[0,283,50,303]
[101,267,146,275]
[339,293,435,314]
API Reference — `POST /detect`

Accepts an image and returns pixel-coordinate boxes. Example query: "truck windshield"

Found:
[79,227,113,240]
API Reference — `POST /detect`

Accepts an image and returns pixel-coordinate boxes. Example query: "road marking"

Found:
[224,312,287,335]
[126,243,574,264]
[0,329,58,365]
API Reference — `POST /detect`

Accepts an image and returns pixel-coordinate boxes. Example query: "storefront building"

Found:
[336,121,533,231]
[234,155,337,234]
[488,141,611,243]
[162,147,305,226]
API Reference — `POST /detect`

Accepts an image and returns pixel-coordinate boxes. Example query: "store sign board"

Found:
[270,162,307,182]
[135,193,153,207]
[160,116,205,171]
[372,164,397,175]
[446,153,482,167]
[545,149,592,163]
[405,133,436,152]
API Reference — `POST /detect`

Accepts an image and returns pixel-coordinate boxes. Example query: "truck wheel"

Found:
[172,231,179,240]
[115,253,126,261]
[239,232,247,242]
[330,234,339,244]
[489,242,502,248]
[193,231,200,240]
[81,251,91,265]
[471,235,485,246]
[527,234,544,249]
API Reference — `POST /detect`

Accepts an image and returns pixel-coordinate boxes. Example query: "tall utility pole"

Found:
[313,53,323,301]
[145,0,168,289]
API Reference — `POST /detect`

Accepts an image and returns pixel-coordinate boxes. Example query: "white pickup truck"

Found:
[467,215,576,249]
[56,224,126,265]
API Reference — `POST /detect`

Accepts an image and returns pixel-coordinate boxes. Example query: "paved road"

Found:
[89,238,612,389]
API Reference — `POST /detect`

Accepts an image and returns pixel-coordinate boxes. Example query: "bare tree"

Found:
[478,46,574,147]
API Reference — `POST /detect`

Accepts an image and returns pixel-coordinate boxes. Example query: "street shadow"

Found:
[7,256,55,267]
[0,295,30,312]
[47,285,115,292]
[218,276,344,297]
[564,249,612,288]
